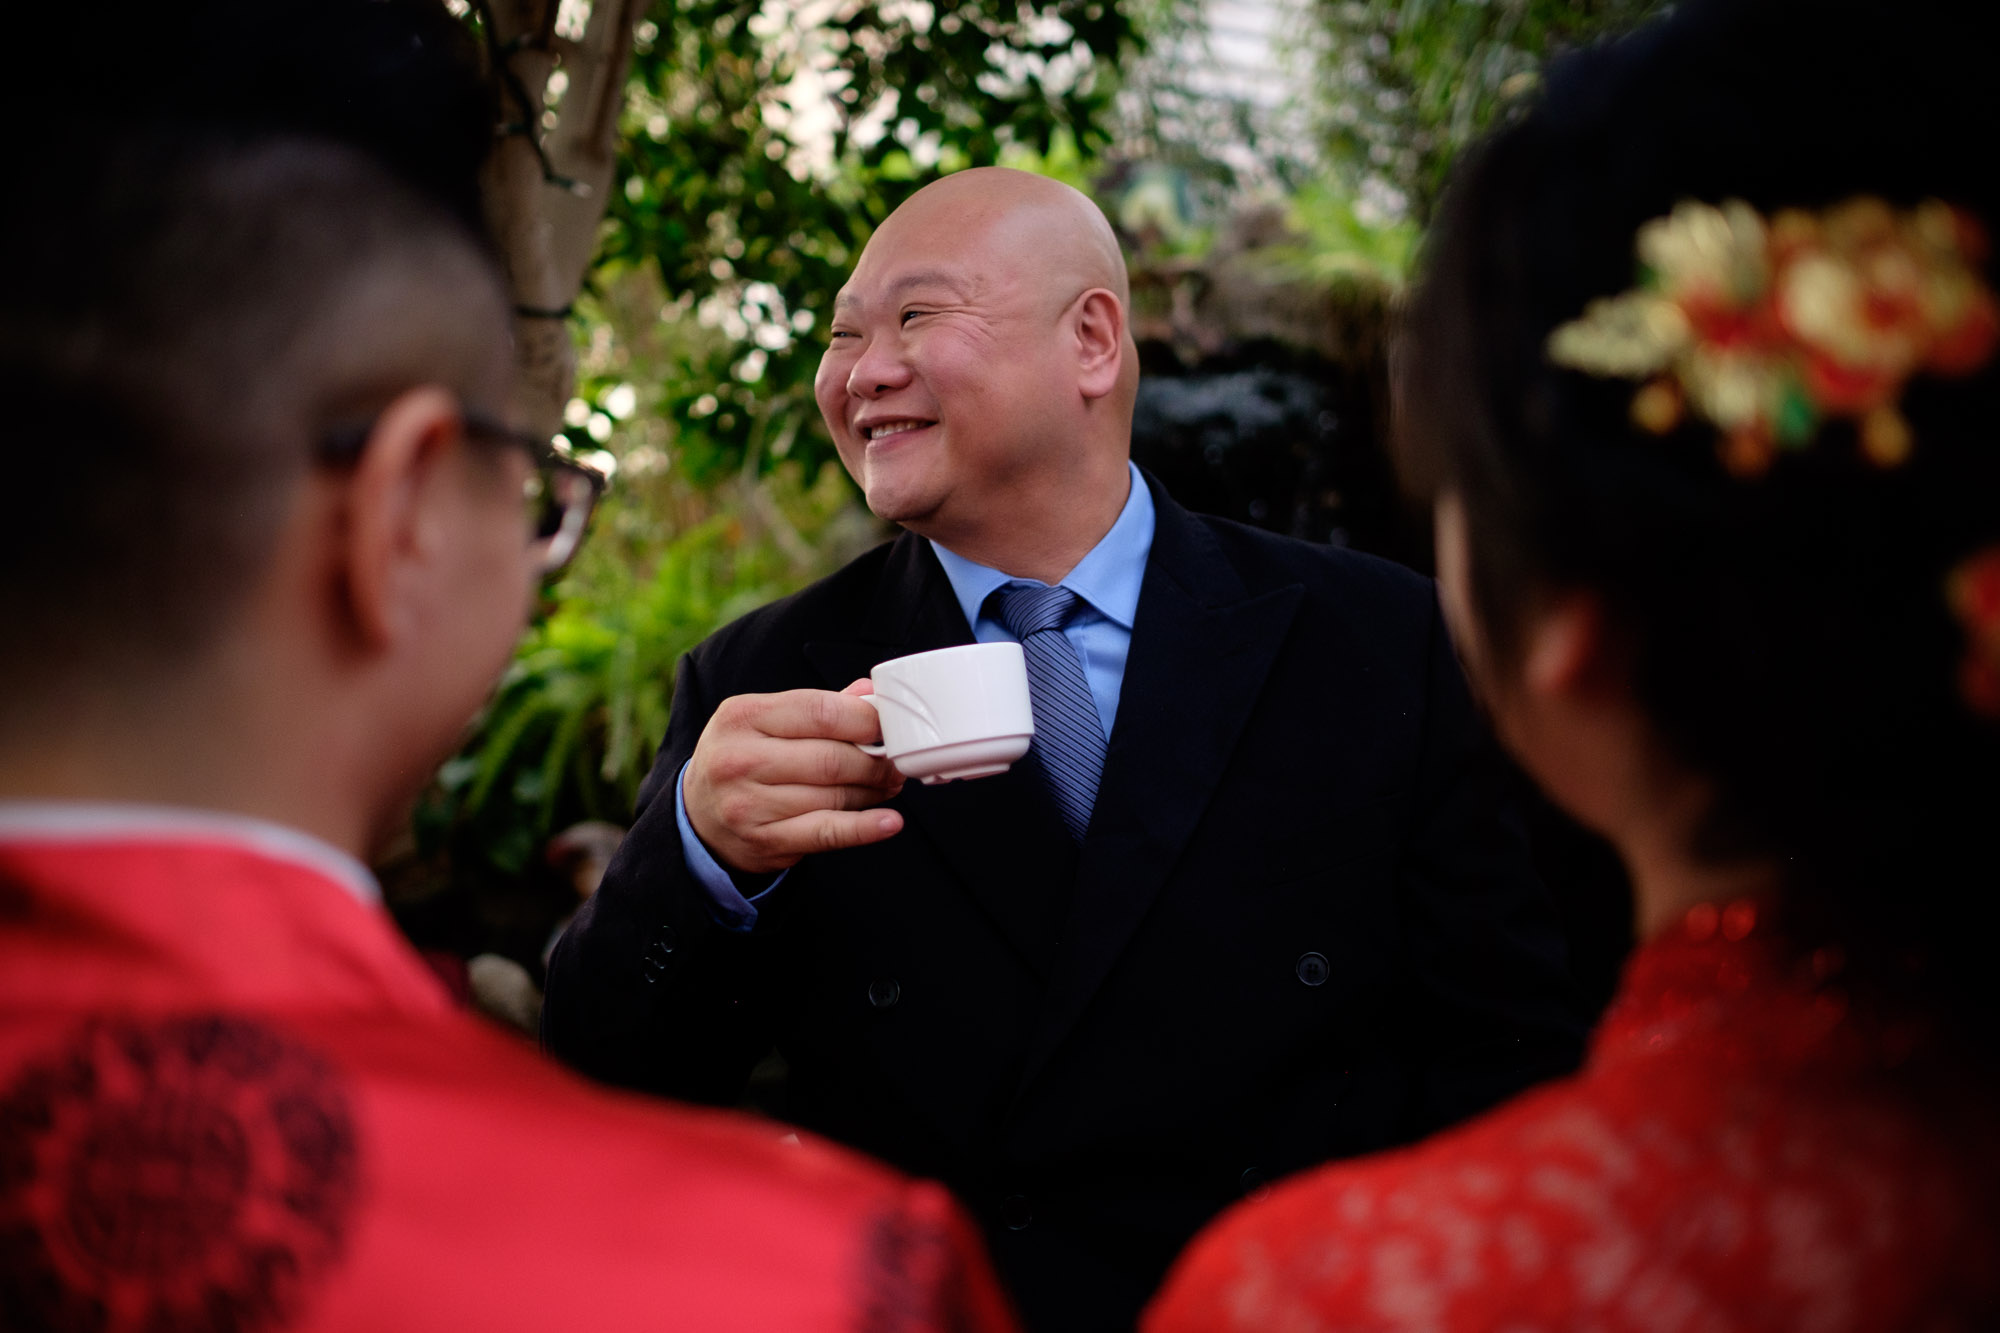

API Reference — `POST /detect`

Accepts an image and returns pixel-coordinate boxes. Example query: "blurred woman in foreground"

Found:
[1146,0,2000,1327]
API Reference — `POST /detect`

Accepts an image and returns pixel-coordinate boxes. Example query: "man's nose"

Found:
[847,337,913,398]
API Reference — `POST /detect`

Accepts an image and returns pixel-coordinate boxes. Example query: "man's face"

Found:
[814,207,1076,543]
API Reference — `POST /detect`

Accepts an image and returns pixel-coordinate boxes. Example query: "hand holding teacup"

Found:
[684,643,1036,874]
[684,681,907,875]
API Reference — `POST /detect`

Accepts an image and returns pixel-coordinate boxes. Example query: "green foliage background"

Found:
[1309,0,1669,223]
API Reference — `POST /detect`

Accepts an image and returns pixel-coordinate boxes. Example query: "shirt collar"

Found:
[930,461,1156,630]
[0,801,381,906]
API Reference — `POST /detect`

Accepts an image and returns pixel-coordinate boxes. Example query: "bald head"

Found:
[816,167,1140,576]
[871,166,1132,316]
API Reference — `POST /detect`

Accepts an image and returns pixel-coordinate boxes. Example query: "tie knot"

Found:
[993,582,1079,639]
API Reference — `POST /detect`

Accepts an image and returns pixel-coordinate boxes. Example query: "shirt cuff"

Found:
[675,759,784,933]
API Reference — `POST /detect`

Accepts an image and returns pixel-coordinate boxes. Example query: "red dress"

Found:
[1145,902,2000,1332]
[0,807,1018,1333]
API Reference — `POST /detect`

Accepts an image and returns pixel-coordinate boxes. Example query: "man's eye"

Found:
[900,310,928,324]
[829,329,858,341]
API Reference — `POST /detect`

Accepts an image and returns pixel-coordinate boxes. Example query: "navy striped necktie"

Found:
[993,583,1106,842]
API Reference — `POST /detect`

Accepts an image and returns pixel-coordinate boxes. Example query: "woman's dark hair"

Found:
[1398,0,2000,1036]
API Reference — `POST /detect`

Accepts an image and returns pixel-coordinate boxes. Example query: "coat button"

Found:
[655,926,678,953]
[1239,1167,1271,1200]
[1001,1194,1033,1231]
[867,978,901,1009]
[1296,952,1330,986]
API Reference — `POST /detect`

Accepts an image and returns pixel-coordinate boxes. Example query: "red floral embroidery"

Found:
[1146,912,2000,1333]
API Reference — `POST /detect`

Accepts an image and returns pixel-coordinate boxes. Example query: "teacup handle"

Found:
[855,693,889,757]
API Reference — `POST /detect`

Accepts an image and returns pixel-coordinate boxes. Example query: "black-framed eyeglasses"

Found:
[318,410,607,576]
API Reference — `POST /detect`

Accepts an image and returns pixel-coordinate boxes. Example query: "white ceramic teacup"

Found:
[855,642,1035,784]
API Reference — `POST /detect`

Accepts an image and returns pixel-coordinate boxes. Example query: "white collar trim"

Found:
[0,801,381,906]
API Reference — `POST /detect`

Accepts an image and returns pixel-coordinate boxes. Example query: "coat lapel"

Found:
[802,534,1076,974]
[1015,484,1304,1095]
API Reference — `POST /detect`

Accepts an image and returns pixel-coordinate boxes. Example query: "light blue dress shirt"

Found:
[677,461,1157,930]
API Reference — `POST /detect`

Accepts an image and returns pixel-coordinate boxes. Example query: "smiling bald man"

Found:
[546,167,1586,1332]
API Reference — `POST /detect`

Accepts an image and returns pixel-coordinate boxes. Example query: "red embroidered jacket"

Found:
[0,807,1018,1333]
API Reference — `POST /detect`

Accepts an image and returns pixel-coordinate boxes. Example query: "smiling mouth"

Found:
[862,419,935,441]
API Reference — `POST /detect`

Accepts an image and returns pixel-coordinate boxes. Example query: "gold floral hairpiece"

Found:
[1547,196,1998,476]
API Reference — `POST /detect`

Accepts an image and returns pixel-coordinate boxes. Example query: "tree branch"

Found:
[476,0,638,437]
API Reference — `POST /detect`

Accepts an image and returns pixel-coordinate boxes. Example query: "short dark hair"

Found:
[1397,0,2000,1033]
[0,133,508,701]
[74,0,495,239]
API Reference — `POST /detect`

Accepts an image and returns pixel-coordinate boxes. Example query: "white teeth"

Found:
[865,421,929,440]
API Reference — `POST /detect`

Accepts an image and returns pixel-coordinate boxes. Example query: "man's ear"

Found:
[1521,590,1621,703]
[1072,288,1126,400]
[340,384,464,651]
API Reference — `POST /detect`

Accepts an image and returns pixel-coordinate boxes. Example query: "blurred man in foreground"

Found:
[0,122,1013,1329]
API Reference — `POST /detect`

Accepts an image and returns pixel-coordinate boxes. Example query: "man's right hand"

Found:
[684,679,907,874]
